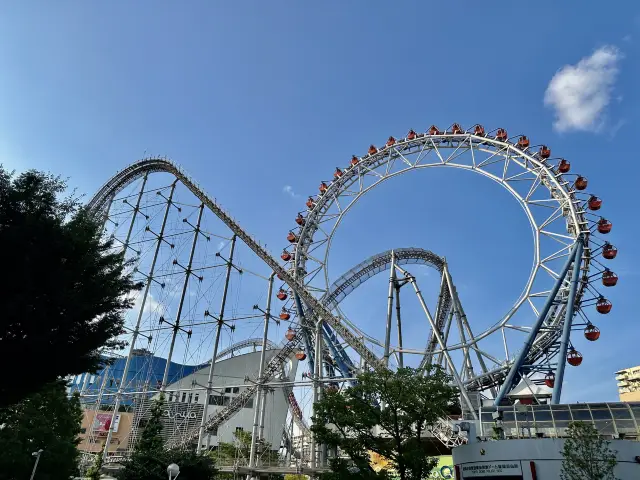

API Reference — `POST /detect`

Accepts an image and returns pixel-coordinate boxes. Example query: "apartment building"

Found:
[616,365,640,402]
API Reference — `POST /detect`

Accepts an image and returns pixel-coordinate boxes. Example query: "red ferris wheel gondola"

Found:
[544,372,555,388]
[558,159,571,173]
[596,297,612,314]
[597,218,612,234]
[602,269,618,287]
[584,325,600,341]
[602,243,618,260]
[567,349,583,366]
[588,196,602,211]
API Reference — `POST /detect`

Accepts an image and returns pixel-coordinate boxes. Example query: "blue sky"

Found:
[0,2,638,403]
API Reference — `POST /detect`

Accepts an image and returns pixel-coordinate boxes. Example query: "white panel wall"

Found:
[453,438,640,479]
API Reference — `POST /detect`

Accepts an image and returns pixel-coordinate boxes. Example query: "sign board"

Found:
[461,461,522,478]
[92,413,120,433]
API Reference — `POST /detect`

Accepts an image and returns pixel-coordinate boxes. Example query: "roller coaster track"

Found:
[89,159,392,449]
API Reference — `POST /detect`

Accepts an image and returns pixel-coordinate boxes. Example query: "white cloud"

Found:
[127,291,166,316]
[282,185,300,198]
[544,46,622,133]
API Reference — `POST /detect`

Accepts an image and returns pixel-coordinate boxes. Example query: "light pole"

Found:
[30,449,43,480]
[167,463,180,480]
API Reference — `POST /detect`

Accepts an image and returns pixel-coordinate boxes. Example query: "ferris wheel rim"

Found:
[290,130,592,373]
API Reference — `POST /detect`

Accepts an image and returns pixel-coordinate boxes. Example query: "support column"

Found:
[310,318,324,468]
[552,237,584,404]
[384,251,396,366]
[395,284,404,369]
[493,240,581,407]
[248,273,275,477]
[196,235,237,452]
[103,175,166,460]
[162,204,205,388]
[397,265,478,420]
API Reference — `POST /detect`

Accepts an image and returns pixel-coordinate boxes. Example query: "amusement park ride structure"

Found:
[82,123,618,473]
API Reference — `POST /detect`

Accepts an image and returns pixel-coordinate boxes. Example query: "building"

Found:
[140,348,298,451]
[616,365,640,402]
[68,349,207,407]
[77,348,297,458]
[452,401,640,479]
[78,410,135,455]
[453,438,640,479]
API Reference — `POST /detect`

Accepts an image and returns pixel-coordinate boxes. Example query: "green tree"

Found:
[86,452,104,480]
[311,366,458,480]
[0,380,83,480]
[560,421,618,480]
[117,395,216,480]
[213,430,282,479]
[0,167,141,407]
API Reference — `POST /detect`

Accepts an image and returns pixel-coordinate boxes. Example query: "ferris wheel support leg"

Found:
[384,251,396,367]
[293,293,318,373]
[321,323,356,376]
[197,235,237,452]
[551,237,584,404]
[493,239,581,408]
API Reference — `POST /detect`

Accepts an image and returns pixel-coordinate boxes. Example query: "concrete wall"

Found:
[453,438,640,479]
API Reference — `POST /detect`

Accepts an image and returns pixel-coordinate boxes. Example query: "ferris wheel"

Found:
[279,123,618,406]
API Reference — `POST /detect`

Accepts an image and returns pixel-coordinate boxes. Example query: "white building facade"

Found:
[131,349,298,451]
[453,438,640,479]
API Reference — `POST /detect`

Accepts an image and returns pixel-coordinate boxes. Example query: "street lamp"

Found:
[167,463,180,480]
[30,449,44,480]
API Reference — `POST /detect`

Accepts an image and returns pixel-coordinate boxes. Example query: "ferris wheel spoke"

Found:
[538,206,565,230]
[443,141,468,165]
[540,244,572,264]
[475,145,509,168]
[394,149,414,168]
[429,138,445,163]
[504,324,533,333]
[540,229,575,246]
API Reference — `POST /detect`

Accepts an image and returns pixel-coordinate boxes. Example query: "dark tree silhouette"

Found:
[118,395,217,480]
[0,167,140,407]
[0,380,83,480]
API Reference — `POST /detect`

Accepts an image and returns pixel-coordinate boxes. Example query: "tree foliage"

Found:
[214,430,282,479]
[0,380,83,480]
[311,366,458,480]
[560,421,618,480]
[0,167,141,407]
[117,395,217,480]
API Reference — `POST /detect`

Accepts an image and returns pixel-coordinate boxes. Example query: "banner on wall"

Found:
[92,413,120,433]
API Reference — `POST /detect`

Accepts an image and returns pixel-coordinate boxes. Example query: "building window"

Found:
[210,395,224,406]
[89,375,96,384]
[76,375,82,385]
[232,387,240,394]
[210,426,218,436]
[244,398,254,409]
[188,393,193,404]
[223,396,230,406]
[235,427,244,433]
[169,393,174,402]
[181,392,187,403]
[224,387,231,394]
[194,394,199,404]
